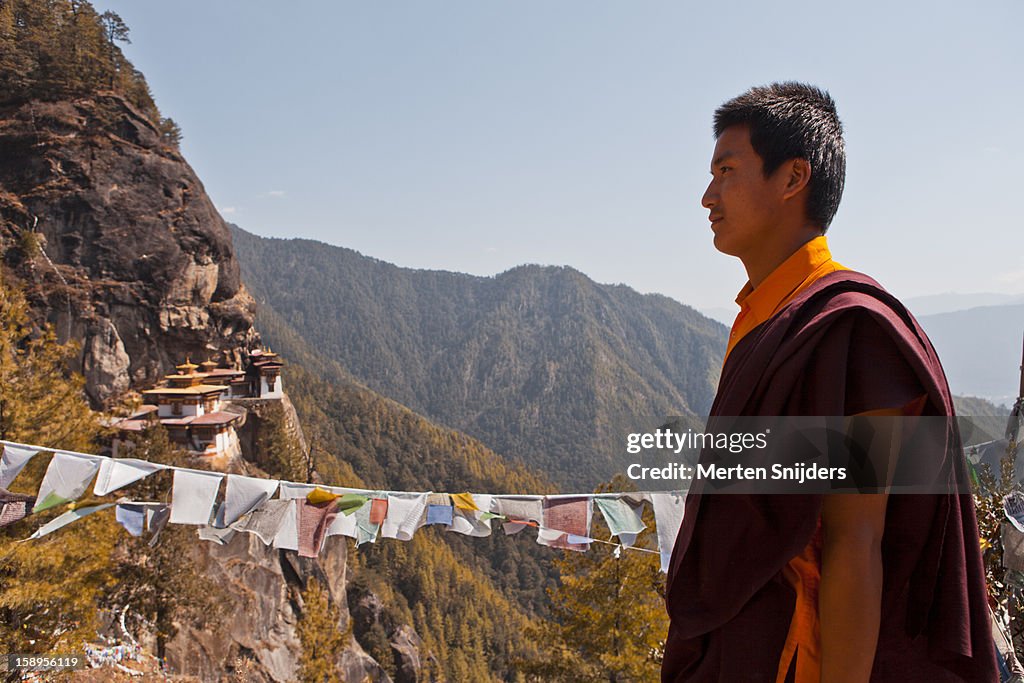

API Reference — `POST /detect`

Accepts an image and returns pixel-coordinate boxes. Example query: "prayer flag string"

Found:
[0,439,681,565]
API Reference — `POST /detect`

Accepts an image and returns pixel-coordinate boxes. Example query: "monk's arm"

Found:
[819,492,888,682]
[820,311,921,680]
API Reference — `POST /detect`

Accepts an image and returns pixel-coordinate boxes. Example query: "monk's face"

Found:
[701,125,790,259]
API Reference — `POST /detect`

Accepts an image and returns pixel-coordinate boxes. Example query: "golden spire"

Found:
[176,357,199,373]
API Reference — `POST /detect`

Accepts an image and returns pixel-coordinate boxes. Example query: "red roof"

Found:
[127,405,159,420]
[204,368,245,377]
[114,419,148,432]
[191,411,241,426]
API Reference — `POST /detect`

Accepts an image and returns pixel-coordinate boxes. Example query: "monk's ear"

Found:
[781,158,812,201]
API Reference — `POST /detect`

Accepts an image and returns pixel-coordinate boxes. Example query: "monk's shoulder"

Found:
[794,272,950,410]
[794,270,921,338]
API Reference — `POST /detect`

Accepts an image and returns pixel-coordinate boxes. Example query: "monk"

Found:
[662,83,997,682]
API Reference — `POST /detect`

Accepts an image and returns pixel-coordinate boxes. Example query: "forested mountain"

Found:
[232,226,727,487]
[242,303,665,680]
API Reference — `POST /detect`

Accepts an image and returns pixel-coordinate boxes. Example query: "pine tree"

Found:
[65,1,116,94]
[0,268,116,653]
[98,9,128,88]
[158,116,183,147]
[297,578,347,683]
[98,9,129,45]
[521,477,668,682]
[0,1,31,94]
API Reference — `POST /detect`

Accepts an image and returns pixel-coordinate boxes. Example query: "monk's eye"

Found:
[720,166,731,174]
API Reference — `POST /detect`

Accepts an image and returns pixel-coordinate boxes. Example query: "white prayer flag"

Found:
[93,458,165,496]
[537,528,564,543]
[1005,491,1024,533]
[327,509,359,539]
[223,474,280,526]
[199,504,238,545]
[278,482,317,499]
[381,492,429,541]
[27,503,115,539]
[492,495,543,524]
[650,491,687,573]
[0,444,39,489]
[231,499,291,545]
[169,469,224,525]
[272,499,299,550]
[34,452,102,512]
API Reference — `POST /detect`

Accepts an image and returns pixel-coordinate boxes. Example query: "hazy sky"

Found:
[101,0,1023,312]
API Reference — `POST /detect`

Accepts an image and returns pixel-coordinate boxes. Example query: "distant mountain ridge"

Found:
[907,292,1024,317]
[231,226,727,487]
[917,303,1024,407]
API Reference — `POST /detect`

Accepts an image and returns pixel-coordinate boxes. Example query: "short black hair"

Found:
[714,82,846,231]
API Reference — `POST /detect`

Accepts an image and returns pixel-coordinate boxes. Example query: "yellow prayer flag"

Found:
[307,487,340,505]
[451,492,479,511]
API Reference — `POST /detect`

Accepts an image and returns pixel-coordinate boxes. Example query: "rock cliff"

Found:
[167,535,388,683]
[0,93,259,405]
[0,93,403,681]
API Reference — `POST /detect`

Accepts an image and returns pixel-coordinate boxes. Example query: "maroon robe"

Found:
[662,270,997,682]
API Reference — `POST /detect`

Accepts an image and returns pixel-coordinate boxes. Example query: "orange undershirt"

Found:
[724,235,848,365]
[724,236,848,683]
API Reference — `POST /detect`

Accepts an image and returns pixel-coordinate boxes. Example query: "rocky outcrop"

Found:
[0,94,259,405]
[349,579,433,683]
[156,395,389,683]
[229,394,309,471]
[166,534,388,683]
[388,625,426,683]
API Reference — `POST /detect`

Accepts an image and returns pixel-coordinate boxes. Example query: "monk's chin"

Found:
[711,232,744,257]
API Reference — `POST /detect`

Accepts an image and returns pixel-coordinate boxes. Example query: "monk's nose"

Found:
[702,180,718,209]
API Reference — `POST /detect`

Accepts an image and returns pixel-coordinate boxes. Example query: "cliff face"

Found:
[167,536,388,683]
[0,93,258,405]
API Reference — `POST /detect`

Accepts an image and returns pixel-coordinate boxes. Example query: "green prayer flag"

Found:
[336,494,369,515]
